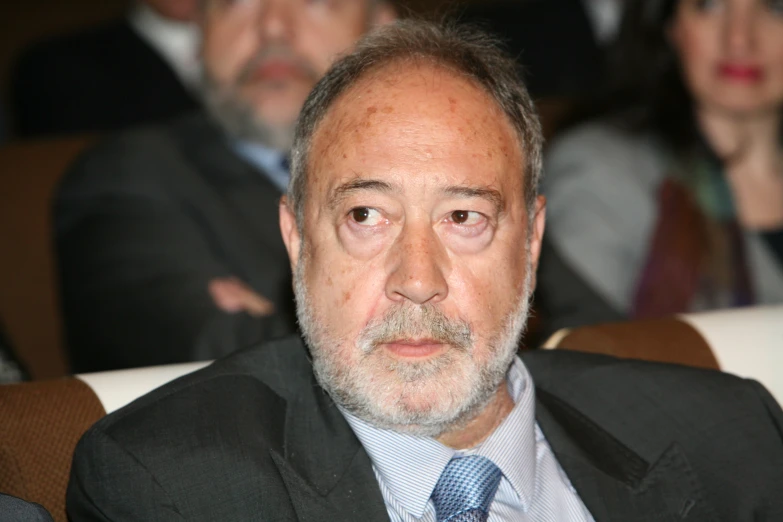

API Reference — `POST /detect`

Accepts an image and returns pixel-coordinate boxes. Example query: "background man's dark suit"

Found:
[68,337,783,521]
[11,18,198,138]
[56,113,295,373]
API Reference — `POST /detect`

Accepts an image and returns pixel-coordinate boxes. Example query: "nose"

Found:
[258,0,294,42]
[722,5,756,57]
[385,222,449,306]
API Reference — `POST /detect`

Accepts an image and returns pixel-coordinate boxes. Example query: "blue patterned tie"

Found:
[431,455,503,522]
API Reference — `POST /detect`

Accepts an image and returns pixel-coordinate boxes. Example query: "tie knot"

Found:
[431,455,502,522]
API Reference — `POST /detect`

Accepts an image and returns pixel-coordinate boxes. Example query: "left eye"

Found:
[349,207,384,226]
[449,210,483,225]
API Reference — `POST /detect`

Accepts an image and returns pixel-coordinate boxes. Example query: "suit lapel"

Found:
[536,389,718,521]
[271,383,390,522]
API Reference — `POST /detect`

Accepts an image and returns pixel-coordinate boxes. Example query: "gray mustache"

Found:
[357,304,473,354]
[238,45,319,84]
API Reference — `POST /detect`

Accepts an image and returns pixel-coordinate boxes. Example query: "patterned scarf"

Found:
[632,154,755,318]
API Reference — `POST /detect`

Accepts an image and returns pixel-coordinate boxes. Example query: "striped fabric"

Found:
[342,357,596,521]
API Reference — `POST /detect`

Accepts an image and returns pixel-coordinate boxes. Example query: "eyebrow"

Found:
[327,178,398,211]
[443,186,505,215]
[327,178,505,214]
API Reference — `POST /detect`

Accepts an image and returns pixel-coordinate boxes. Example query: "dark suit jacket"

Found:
[55,113,296,373]
[67,336,783,521]
[11,18,198,138]
[0,494,54,522]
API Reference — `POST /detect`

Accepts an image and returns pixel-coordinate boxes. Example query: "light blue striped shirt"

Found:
[341,356,596,521]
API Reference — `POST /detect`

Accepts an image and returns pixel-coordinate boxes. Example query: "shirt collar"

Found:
[464,356,537,511]
[341,355,538,518]
[128,2,202,88]
[231,141,290,192]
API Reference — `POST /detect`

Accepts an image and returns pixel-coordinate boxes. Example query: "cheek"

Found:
[761,27,783,76]
[671,20,716,79]
[306,235,387,332]
[337,224,394,260]
[449,240,528,334]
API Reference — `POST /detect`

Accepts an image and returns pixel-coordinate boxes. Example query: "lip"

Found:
[381,339,447,359]
[254,60,305,81]
[717,63,764,83]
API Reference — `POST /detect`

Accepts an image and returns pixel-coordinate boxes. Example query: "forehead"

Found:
[308,63,524,193]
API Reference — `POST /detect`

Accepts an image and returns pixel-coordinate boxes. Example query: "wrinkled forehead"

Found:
[309,61,524,172]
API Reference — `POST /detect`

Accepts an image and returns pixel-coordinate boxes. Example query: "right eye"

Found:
[349,207,384,226]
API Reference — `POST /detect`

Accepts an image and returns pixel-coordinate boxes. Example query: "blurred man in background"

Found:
[11,0,201,138]
[55,0,396,372]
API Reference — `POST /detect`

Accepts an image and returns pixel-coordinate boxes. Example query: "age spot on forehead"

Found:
[448,97,457,112]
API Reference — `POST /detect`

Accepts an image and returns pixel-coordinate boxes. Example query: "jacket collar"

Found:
[270,376,390,522]
[269,352,717,522]
[535,388,718,521]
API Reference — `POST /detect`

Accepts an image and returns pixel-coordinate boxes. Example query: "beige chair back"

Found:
[0,360,208,521]
[543,306,783,404]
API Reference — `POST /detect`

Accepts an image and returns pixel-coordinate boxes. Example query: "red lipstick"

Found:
[717,63,764,83]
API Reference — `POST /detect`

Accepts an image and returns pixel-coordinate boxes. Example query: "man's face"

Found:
[201,0,394,148]
[280,64,546,437]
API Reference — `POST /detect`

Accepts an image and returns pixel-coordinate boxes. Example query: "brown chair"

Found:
[0,378,105,522]
[542,305,783,404]
[542,316,721,370]
[0,360,208,521]
[0,136,95,379]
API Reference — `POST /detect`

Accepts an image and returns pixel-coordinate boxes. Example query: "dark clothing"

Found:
[761,229,783,265]
[55,113,295,373]
[459,0,604,98]
[11,19,198,138]
[0,494,54,522]
[68,335,783,521]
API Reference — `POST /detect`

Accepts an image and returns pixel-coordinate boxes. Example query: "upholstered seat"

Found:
[543,305,783,405]
[0,361,209,521]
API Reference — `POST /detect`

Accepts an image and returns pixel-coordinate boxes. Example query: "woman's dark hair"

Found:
[601,0,699,154]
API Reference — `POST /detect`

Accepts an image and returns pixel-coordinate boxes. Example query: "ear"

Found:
[371,1,398,27]
[526,195,547,290]
[279,196,302,272]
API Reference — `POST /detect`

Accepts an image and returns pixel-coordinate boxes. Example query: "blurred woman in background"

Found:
[540,0,783,329]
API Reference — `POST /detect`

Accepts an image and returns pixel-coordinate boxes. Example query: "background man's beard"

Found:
[293,250,534,438]
[199,43,319,151]
[200,70,296,151]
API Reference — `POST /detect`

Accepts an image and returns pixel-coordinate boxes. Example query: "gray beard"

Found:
[199,71,296,151]
[293,246,533,438]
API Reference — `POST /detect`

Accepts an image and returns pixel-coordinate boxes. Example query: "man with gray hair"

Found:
[56,0,395,372]
[68,20,783,521]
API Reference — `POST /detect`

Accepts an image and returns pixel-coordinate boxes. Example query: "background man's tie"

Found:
[431,455,503,522]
